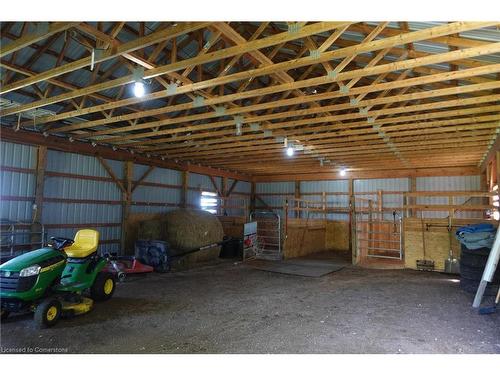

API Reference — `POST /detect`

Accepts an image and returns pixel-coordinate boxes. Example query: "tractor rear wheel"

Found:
[90,272,116,301]
[34,298,62,328]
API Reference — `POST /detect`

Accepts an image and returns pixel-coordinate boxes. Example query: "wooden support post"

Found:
[377,189,383,212]
[322,191,326,220]
[368,199,374,261]
[486,160,493,191]
[121,161,133,252]
[496,151,500,189]
[32,146,47,245]
[448,195,454,219]
[295,181,301,219]
[409,176,417,218]
[480,170,489,218]
[181,170,189,208]
[348,178,357,264]
[33,146,47,223]
[250,181,256,213]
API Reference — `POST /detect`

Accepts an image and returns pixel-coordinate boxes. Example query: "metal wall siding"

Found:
[189,173,218,191]
[0,201,33,222]
[354,178,409,192]
[229,179,252,194]
[46,150,123,179]
[0,142,36,222]
[416,176,482,219]
[132,185,181,204]
[144,166,182,185]
[256,182,295,194]
[416,176,481,191]
[42,202,121,224]
[300,180,349,193]
[1,171,35,197]
[44,177,121,200]
[0,141,37,169]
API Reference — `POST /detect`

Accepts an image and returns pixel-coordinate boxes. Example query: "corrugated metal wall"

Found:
[301,180,349,220]
[416,176,482,218]
[131,164,182,214]
[253,176,484,221]
[0,139,487,252]
[355,178,409,220]
[43,149,123,253]
[0,141,37,221]
[255,181,295,217]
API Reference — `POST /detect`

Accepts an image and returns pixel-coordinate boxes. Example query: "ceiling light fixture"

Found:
[133,81,146,98]
[340,168,347,177]
[286,147,295,157]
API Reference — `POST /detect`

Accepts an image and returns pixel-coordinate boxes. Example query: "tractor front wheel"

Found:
[90,272,116,301]
[34,298,62,328]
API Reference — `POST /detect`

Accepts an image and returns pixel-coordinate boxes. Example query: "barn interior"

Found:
[0,11,500,360]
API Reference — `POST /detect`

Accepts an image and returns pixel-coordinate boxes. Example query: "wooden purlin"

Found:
[1,22,499,176]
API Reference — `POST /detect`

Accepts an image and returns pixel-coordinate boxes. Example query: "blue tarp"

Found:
[456,223,496,250]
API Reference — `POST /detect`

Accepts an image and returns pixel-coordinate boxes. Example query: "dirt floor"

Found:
[1,256,499,354]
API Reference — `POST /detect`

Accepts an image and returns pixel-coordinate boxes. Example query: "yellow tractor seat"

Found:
[64,229,99,258]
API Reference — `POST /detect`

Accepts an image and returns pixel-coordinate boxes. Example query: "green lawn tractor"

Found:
[0,229,116,328]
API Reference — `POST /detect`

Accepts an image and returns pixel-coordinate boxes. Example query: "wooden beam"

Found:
[48,60,500,136]
[32,145,47,223]
[121,161,133,251]
[226,179,239,197]
[181,171,189,208]
[99,94,500,144]
[0,127,251,181]
[131,165,155,193]
[480,132,500,171]
[0,21,346,114]
[294,181,301,219]
[252,166,481,182]
[209,175,222,197]
[221,176,228,197]
[97,156,126,194]
[0,22,211,94]
[0,22,78,58]
[250,181,256,212]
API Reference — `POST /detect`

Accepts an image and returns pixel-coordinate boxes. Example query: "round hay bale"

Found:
[163,209,224,256]
[138,219,164,240]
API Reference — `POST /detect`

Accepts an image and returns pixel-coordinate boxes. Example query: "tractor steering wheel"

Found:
[49,237,74,251]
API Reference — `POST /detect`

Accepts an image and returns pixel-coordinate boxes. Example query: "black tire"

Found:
[460,265,484,281]
[460,251,489,268]
[460,263,500,283]
[90,272,115,302]
[1,309,9,321]
[460,245,492,257]
[460,278,499,296]
[34,298,62,328]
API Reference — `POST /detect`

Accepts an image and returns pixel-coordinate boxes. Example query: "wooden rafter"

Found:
[1,21,499,178]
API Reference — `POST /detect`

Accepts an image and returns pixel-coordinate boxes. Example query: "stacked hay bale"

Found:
[138,209,224,268]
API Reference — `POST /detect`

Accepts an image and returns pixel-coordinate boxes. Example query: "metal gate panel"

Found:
[355,211,402,260]
[250,211,282,260]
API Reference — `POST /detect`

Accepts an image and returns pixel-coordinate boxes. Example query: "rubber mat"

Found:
[246,258,347,277]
